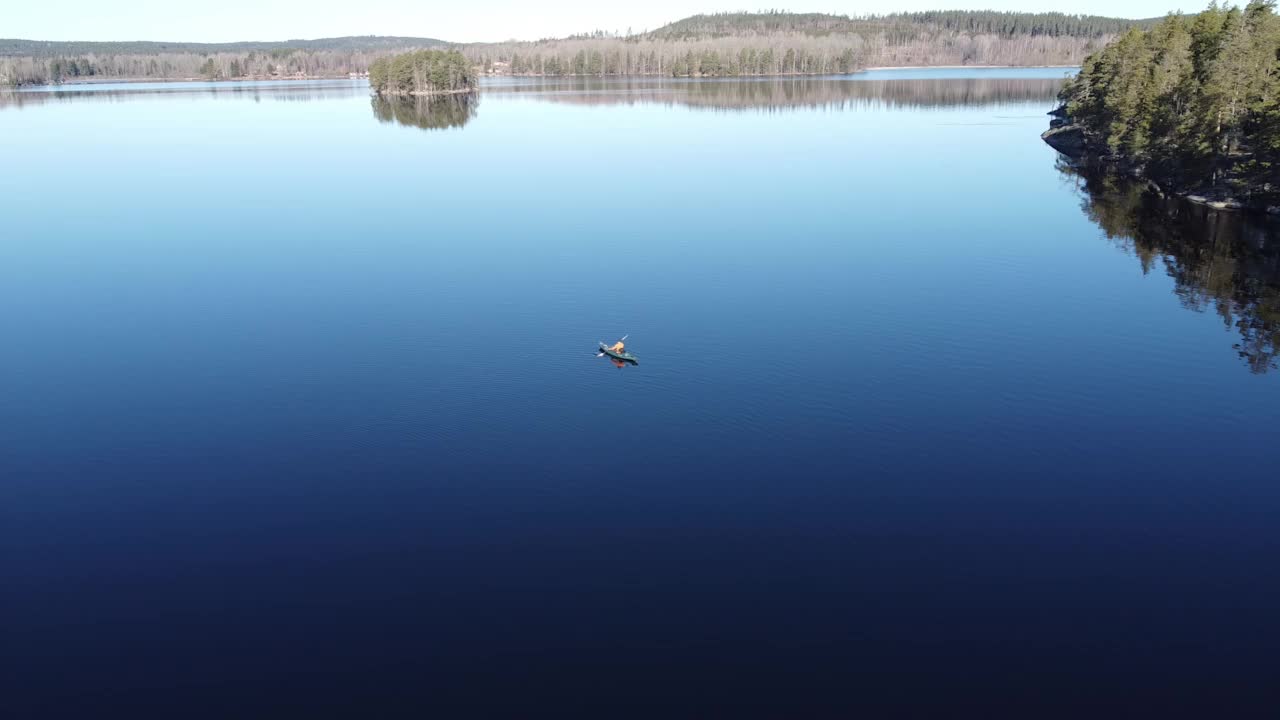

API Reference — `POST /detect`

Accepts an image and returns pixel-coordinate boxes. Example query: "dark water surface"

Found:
[4,70,1279,717]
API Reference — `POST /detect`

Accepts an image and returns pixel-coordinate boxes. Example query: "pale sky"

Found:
[6,1,1200,44]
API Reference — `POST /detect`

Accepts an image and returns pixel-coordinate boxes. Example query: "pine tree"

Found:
[1058,1,1280,203]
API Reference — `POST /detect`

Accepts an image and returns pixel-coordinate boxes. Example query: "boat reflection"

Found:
[1059,159,1280,374]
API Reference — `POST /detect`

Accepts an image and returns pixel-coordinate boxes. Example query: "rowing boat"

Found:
[599,342,639,364]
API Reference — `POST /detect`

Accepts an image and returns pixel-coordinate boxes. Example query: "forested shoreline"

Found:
[1,10,1147,87]
[466,11,1147,78]
[1045,1,1280,210]
[0,49,392,86]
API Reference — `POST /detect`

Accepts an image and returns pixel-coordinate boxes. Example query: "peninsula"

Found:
[1044,1,1280,212]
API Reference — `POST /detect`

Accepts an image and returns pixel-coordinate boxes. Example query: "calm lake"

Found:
[5,69,1279,716]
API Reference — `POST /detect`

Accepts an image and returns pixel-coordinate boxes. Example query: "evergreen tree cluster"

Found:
[1060,1,1280,203]
[368,50,476,96]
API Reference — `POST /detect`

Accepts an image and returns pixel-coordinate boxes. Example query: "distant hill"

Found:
[466,10,1155,78]
[0,36,446,58]
[643,11,1156,41]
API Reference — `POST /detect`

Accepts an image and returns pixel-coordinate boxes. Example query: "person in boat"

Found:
[607,340,625,354]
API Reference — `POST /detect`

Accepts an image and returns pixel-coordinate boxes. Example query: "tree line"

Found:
[645,11,1151,40]
[0,49,396,86]
[2,10,1151,87]
[465,33,1102,78]
[1057,1,1280,206]
[477,39,864,77]
[0,36,445,56]
[881,11,1153,38]
[368,50,476,95]
[465,11,1146,77]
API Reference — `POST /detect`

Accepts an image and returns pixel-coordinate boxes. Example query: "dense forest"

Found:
[1049,1,1280,208]
[646,11,1146,40]
[466,11,1151,77]
[1,11,1150,87]
[1059,160,1280,374]
[1,49,395,86]
[0,36,449,86]
[368,50,476,95]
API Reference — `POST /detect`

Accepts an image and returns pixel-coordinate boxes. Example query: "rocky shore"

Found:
[1042,108,1278,215]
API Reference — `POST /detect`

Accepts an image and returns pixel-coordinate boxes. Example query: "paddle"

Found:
[596,335,628,358]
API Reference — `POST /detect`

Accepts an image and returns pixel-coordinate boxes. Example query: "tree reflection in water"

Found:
[482,75,1066,112]
[1060,159,1280,374]
[370,93,477,131]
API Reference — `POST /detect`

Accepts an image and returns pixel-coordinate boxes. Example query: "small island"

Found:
[1044,1,1280,212]
[368,49,477,96]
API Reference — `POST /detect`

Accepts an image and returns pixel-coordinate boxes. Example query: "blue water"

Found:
[4,70,1279,716]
